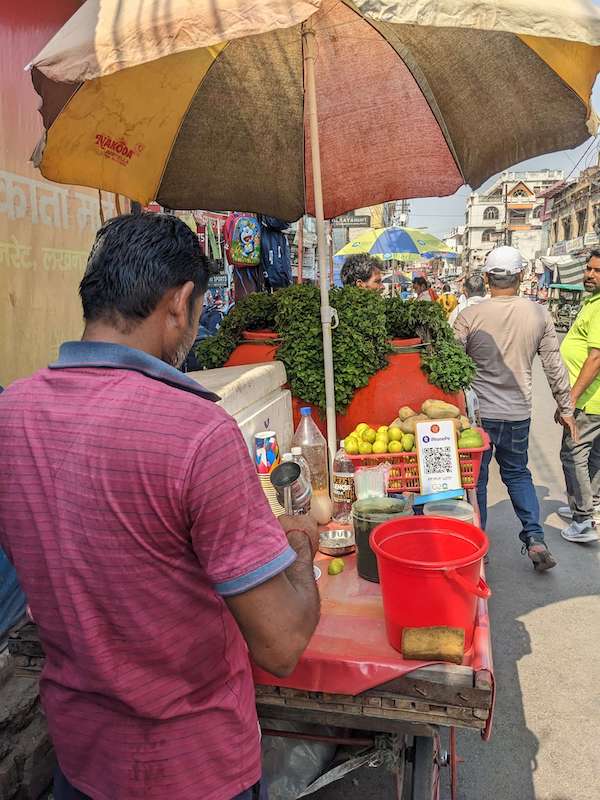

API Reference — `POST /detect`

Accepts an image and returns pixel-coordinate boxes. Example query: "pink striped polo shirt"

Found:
[0,341,295,800]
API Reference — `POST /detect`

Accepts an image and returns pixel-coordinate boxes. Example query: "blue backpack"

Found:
[260,216,292,289]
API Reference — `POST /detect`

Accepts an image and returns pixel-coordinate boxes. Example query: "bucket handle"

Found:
[446,569,491,600]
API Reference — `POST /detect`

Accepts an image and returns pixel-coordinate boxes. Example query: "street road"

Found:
[317,358,600,800]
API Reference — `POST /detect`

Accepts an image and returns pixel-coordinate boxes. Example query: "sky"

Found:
[408,79,600,239]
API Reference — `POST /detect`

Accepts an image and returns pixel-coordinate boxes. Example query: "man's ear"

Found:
[168,281,195,327]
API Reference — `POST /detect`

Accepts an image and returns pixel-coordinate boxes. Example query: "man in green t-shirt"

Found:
[558,250,600,544]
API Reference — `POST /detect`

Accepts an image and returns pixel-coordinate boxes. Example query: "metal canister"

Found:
[270,460,312,515]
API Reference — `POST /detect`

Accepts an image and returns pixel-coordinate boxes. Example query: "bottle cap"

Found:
[291,447,302,456]
[300,407,312,416]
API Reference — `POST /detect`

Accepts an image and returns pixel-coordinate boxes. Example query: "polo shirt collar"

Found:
[583,291,600,305]
[49,341,220,403]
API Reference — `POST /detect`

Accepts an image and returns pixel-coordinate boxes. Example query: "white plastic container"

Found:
[422,499,475,524]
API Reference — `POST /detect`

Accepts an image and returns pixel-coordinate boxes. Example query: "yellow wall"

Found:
[0,2,106,387]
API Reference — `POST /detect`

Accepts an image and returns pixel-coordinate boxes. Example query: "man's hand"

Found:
[555,408,579,442]
[279,514,319,559]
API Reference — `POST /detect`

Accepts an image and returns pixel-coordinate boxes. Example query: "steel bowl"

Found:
[318,528,356,557]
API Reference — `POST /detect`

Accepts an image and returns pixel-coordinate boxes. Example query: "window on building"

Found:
[481,229,495,243]
[562,217,572,241]
[512,188,529,199]
[576,209,587,237]
[532,206,543,220]
[483,206,499,221]
[509,209,527,225]
[552,221,559,242]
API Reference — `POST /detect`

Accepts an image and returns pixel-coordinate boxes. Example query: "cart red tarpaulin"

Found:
[253,552,495,737]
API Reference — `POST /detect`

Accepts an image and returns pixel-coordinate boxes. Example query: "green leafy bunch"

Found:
[330,286,391,411]
[195,284,391,413]
[385,298,475,393]
[421,340,476,394]
[275,285,391,412]
[194,291,278,369]
[194,289,474,411]
[385,297,450,343]
[274,284,325,408]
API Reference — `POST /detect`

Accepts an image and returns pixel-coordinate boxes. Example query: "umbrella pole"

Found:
[303,25,338,473]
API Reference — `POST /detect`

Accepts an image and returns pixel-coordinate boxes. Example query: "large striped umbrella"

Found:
[335,227,454,263]
[29,0,600,459]
[30,0,600,220]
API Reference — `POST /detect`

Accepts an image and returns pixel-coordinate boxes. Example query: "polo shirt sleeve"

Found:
[586,302,600,350]
[183,416,296,596]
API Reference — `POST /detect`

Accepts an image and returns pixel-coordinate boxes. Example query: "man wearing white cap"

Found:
[454,246,576,571]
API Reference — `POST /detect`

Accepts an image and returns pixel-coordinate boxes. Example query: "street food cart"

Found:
[547,284,585,332]
[254,503,493,800]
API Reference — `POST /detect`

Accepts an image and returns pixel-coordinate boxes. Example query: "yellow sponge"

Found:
[402,626,465,665]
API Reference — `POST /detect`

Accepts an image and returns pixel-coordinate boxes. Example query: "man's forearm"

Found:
[285,531,321,638]
[571,350,600,403]
[538,322,575,415]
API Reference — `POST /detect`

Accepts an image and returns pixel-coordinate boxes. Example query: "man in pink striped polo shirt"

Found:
[0,213,320,800]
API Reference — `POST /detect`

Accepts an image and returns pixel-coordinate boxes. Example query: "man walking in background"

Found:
[454,246,576,571]
[449,273,486,327]
[558,249,600,544]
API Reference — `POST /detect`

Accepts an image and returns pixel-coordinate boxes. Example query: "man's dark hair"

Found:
[442,283,451,293]
[487,272,520,290]
[80,213,211,331]
[464,274,485,297]
[587,249,600,263]
[340,254,380,286]
[413,276,428,290]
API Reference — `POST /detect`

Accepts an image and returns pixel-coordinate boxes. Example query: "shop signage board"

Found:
[208,273,228,288]
[566,236,585,253]
[332,215,371,228]
[415,420,462,496]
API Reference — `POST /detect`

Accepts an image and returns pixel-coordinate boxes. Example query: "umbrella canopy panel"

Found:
[335,226,454,260]
[30,0,600,219]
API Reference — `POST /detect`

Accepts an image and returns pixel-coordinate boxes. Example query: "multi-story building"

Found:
[546,161,600,256]
[463,169,564,270]
[440,225,465,278]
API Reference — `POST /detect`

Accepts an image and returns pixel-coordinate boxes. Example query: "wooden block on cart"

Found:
[401,626,465,664]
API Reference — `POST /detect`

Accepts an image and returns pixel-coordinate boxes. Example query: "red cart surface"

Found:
[254,509,494,799]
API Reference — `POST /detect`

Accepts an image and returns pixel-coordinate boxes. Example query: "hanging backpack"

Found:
[223,212,261,267]
[259,216,292,289]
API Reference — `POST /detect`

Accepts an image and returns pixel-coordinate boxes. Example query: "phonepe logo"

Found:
[422,435,430,443]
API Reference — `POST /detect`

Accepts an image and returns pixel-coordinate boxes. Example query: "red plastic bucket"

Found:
[370,516,491,652]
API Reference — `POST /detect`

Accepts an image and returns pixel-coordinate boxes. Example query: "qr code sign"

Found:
[422,445,454,474]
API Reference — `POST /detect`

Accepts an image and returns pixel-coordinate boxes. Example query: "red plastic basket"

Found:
[348,430,490,493]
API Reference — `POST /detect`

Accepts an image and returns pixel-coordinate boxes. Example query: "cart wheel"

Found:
[410,735,441,800]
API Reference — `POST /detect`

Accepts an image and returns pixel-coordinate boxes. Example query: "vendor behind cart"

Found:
[0,213,320,800]
[340,253,384,292]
